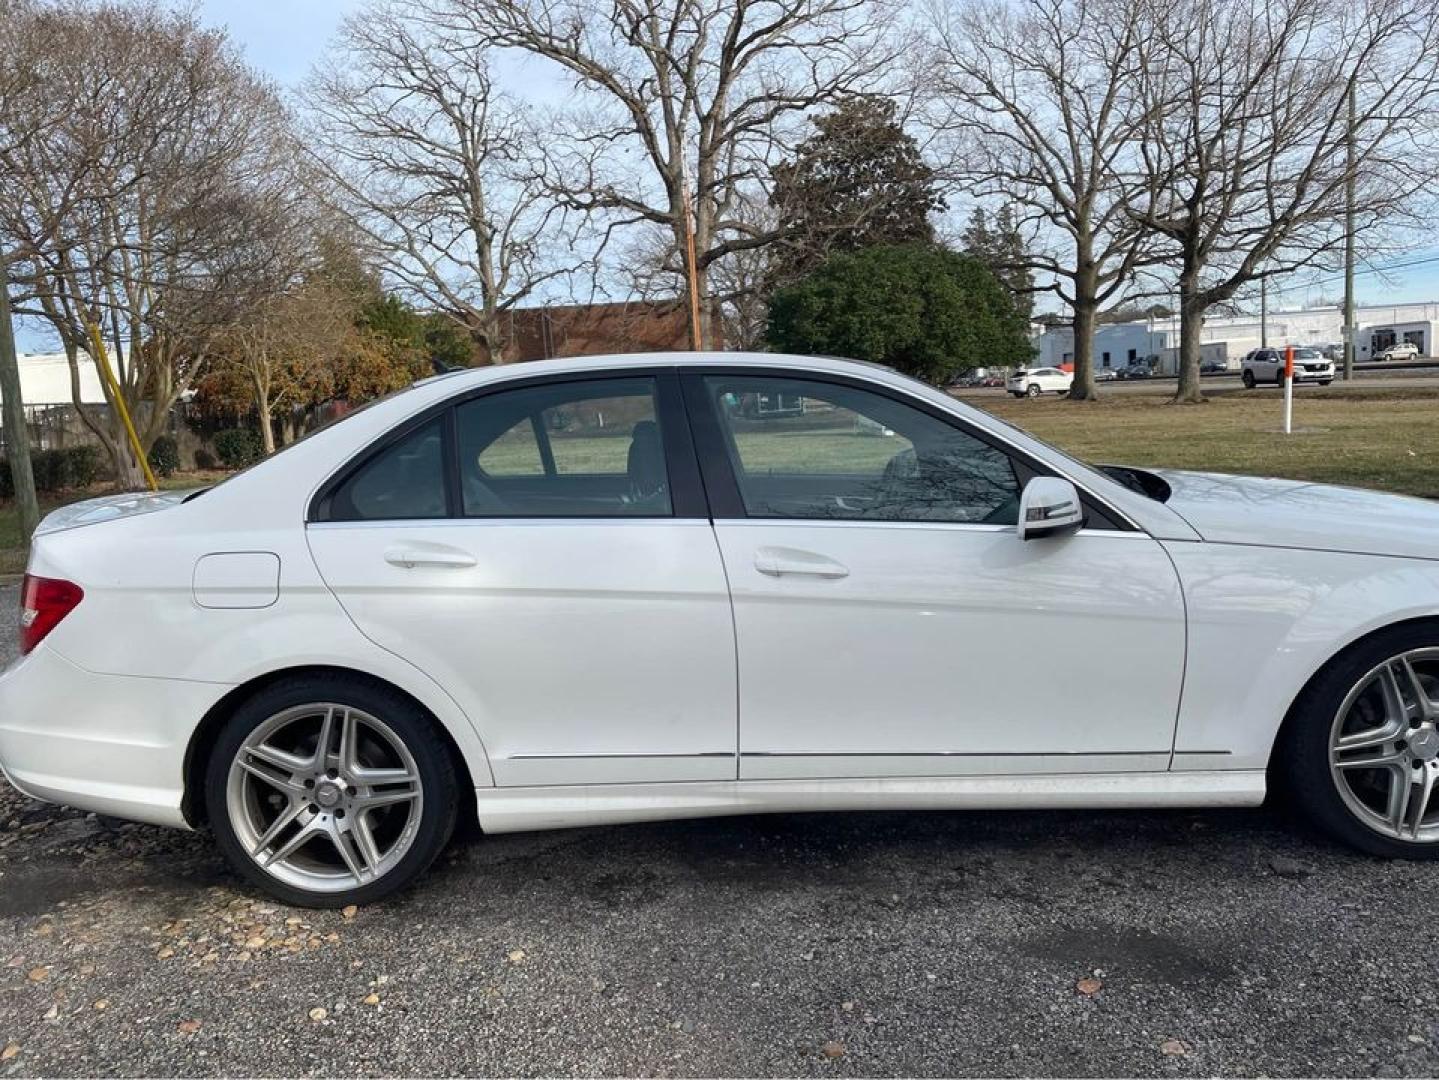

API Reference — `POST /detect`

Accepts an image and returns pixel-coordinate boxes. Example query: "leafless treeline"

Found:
[2,0,1438,483]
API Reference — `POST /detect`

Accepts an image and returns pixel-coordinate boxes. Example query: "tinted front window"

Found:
[326,418,447,521]
[704,376,1020,524]
[455,378,671,517]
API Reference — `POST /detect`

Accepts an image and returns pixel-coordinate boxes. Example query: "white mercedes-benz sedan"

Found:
[6,352,1439,906]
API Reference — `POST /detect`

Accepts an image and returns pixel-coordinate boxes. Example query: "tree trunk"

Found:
[1172,273,1206,403]
[694,263,717,350]
[111,429,145,489]
[0,249,39,541]
[1067,297,1100,401]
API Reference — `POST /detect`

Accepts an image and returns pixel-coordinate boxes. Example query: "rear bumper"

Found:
[0,647,224,829]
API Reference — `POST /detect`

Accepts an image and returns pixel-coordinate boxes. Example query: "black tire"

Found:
[1319,380,1333,386]
[204,674,460,906]
[1278,620,1439,859]
[1026,383,1041,398]
[1242,370,1256,389]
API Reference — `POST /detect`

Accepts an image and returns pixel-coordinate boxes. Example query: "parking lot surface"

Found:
[4,582,1439,1077]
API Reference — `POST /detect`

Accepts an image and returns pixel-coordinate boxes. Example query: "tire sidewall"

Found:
[204,676,459,907]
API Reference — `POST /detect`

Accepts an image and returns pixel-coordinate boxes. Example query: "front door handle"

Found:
[754,546,850,579]
[384,544,477,570]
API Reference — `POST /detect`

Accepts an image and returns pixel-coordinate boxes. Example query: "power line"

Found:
[1261,251,1439,299]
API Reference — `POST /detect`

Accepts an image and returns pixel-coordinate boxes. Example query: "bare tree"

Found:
[925,0,1161,399]
[0,0,42,537]
[0,1,297,486]
[1133,0,1439,401]
[428,0,900,350]
[306,1,585,365]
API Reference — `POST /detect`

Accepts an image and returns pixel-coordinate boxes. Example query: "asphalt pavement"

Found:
[3,584,1439,1077]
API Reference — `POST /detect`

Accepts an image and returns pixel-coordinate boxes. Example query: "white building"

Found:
[0,351,106,409]
[1035,323,1170,372]
[1036,300,1438,372]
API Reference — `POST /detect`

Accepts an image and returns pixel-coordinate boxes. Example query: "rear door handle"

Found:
[384,544,477,569]
[754,546,850,579]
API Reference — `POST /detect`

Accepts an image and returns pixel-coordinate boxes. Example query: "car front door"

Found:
[306,370,738,787]
[682,370,1186,780]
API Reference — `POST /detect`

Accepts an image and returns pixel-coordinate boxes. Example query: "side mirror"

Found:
[1017,476,1084,540]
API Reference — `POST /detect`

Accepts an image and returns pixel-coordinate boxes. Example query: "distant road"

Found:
[958,365,1439,399]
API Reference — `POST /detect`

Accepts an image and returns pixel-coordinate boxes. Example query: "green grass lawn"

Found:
[971,386,1439,499]
[3,388,1435,576]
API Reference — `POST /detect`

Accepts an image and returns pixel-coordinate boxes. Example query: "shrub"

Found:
[147,435,180,478]
[767,243,1034,385]
[64,445,100,488]
[214,428,263,469]
[194,447,217,471]
[0,445,103,496]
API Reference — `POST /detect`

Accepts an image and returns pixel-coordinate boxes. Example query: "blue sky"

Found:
[14,1,1439,351]
[198,0,357,87]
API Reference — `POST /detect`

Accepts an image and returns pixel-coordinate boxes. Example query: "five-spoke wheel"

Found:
[1329,649,1439,842]
[206,676,457,906]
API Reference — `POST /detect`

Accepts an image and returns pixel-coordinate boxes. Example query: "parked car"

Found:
[1200,360,1227,374]
[980,375,1005,388]
[13,351,1439,906]
[1095,368,1119,382]
[1120,363,1152,379]
[1007,367,1073,397]
[1241,347,1335,388]
[1378,342,1421,362]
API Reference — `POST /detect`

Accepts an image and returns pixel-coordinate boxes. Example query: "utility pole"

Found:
[1342,80,1357,380]
[0,245,39,543]
[679,170,703,352]
[1260,278,1268,347]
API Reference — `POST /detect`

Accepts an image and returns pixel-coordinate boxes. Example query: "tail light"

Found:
[19,575,84,656]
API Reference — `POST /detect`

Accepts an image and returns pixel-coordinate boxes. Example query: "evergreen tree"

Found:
[961,205,1035,323]
[769,99,945,285]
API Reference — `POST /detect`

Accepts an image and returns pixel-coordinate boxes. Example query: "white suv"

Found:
[1007,367,1073,398]
[1241,347,1334,388]
[1378,342,1421,361]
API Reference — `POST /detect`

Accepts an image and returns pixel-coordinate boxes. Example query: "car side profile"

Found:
[1241,346,1335,387]
[1378,342,1421,362]
[1006,366,1073,397]
[7,352,1439,907]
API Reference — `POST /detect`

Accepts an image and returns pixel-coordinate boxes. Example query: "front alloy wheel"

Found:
[1329,649,1439,842]
[206,676,458,906]
[1281,624,1439,858]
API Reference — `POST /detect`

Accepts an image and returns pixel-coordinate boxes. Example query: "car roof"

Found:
[419,350,904,392]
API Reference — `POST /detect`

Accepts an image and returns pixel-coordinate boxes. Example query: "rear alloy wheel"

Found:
[1026,383,1041,398]
[206,677,458,906]
[1242,370,1256,389]
[1281,626,1439,858]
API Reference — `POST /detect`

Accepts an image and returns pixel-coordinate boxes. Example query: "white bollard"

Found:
[1283,345,1294,435]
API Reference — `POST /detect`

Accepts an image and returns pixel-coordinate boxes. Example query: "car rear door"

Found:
[306,369,738,787]
[682,369,1187,781]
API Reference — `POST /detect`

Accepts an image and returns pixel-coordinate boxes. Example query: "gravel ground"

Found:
[3,583,1439,1077]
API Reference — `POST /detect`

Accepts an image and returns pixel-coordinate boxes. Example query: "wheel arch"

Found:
[1267,614,1439,783]
[181,664,479,829]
